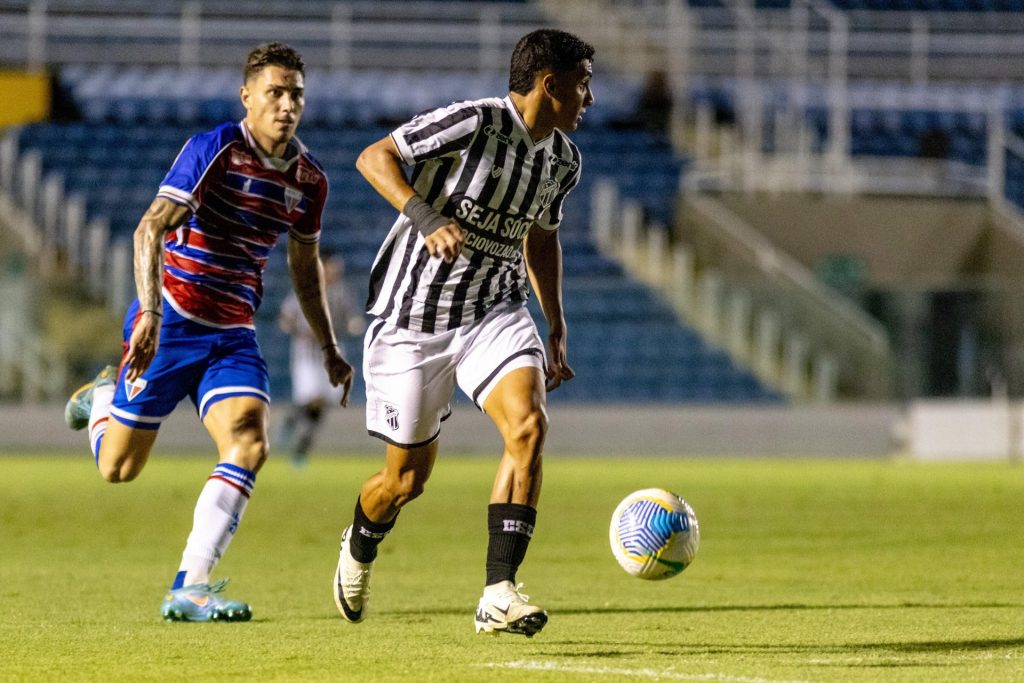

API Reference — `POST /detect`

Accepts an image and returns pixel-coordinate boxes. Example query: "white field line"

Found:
[481,660,816,683]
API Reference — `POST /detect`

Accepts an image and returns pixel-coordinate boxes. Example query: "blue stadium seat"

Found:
[19,117,776,404]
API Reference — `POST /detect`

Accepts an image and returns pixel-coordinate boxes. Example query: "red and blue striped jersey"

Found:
[156,121,328,328]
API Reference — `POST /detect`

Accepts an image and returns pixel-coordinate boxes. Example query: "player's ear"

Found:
[240,84,251,110]
[540,72,558,99]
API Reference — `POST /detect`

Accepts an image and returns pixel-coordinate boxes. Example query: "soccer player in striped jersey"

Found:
[333,29,594,637]
[63,42,354,622]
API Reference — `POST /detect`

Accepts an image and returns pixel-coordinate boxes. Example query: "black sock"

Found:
[485,503,537,586]
[349,497,397,563]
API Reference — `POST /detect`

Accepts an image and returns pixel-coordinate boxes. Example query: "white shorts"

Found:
[291,338,344,406]
[363,304,546,448]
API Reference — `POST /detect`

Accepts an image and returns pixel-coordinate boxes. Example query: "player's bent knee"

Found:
[97,453,144,484]
[220,407,270,471]
[96,422,156,483]
[506,409,548,455]
[228,437,269,472]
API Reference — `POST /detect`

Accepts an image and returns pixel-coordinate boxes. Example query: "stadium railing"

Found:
[0,0,546,72]
[0,166,67,402]
[592,178,888,401]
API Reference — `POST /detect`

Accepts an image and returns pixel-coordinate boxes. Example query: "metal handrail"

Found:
[0,0,547,71]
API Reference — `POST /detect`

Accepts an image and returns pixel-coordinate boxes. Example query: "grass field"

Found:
[2,453,1023,682]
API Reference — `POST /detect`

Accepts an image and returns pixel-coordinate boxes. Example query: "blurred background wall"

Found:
[2,0,1024,457]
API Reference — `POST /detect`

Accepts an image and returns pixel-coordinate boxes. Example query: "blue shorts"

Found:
[109,299,270,430]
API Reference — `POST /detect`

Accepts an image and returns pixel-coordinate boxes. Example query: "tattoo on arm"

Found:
[133,198,191,312]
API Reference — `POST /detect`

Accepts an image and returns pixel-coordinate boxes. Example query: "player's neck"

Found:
[244,118,290,159]
[509,92,554,143]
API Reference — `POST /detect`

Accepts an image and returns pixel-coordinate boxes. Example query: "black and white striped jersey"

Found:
[365,95,582,332]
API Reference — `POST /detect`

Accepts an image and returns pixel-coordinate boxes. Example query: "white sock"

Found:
[176,463,256,587]
[87,384,115,466]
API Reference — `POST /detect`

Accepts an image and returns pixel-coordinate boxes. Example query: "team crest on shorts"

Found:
[384,403,400,431]
[125,377,148,402]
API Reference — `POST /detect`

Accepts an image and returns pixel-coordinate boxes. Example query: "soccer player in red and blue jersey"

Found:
[64,42,353,622]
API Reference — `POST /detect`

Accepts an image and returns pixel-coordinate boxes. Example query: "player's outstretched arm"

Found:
[524,224,575,392]
[124,197,191,382]
[287,239,354,406]
[356,136,464,262]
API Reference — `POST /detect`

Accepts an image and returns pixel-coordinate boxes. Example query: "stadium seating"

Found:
[16,111,778,405]
[828,0,1024,10]
[727,0,1024,8]
[690,79,996,167]
[57,66,642,130]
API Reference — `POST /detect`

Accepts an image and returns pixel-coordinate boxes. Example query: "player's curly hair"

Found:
[508,29,594,95]
[244,42,305,82]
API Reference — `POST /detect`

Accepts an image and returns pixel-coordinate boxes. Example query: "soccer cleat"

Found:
[333,526,373,623]
[160,579,252,622]
[64,365,118,431]
[474,581,548,637]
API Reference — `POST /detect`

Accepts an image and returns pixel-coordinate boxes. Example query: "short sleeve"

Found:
[289,157,328,244]
[156,126,234,212]
[535,144,583,232]
[390,101,481,165]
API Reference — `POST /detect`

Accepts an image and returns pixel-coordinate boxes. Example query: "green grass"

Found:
[2,454,1024,682]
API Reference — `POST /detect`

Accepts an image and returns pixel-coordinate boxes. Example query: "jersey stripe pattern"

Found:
[367,96,582,332]
[157,121,328,328]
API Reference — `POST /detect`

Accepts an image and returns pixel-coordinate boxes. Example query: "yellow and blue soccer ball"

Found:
[609,488,700,580]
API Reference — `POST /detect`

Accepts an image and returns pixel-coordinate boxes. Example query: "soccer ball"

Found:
[609,488,700,580]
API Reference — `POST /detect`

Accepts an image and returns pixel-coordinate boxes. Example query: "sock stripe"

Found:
[89,418,108,467]
[208,475,250,498]
[210,463,256,496]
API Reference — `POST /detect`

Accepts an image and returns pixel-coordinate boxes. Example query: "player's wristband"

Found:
[142,309,162,317]
[402,195,449,237]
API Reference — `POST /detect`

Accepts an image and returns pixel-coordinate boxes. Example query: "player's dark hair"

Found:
[244,42,305,82]
[508,29,594,95]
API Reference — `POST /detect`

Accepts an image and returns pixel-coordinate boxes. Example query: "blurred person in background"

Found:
[332,28,594,638]
[63,42,353,622]
[277,250,365,467]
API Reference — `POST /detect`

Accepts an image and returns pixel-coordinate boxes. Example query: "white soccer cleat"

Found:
[333,526,373,623]
[474,580,548,637]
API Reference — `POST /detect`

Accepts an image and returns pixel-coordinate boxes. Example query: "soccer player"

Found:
[332,29,594,637]
[63,42,353,622]
[277,251,365,467]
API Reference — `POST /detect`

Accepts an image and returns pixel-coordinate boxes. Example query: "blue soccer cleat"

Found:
[160,579,252,623]
[64,365,118,431]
